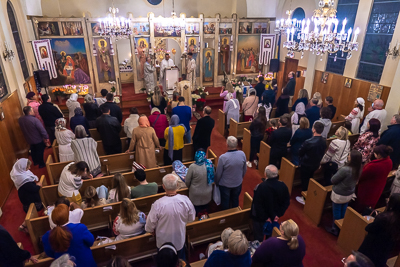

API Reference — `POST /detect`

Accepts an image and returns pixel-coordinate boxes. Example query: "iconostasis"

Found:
[32,13,273,95]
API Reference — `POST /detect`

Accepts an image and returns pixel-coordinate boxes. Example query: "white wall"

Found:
[40,0,247,19]
[116,39,132,64]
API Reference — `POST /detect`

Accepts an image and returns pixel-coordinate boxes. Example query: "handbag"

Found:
[213,184,221,206]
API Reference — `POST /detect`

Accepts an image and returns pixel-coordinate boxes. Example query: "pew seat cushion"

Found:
[205,250,251,267]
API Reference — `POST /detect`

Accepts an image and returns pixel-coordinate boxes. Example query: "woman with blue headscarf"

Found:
[185,149,215,216]
[164,115,186,165]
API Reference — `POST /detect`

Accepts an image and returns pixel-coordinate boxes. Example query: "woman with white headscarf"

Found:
[291,102,307,134]
[224,92,240,129]
[10,158,43,232]
[54,118,75,162]
[345,97,365,134]
[220,82,237,111]
[66,93,81,121]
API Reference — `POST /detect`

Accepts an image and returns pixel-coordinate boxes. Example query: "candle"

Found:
[301,20,306,33]
[291,28,295,42]
[341,18,347,33]
[334,19,339,33]
[353,27,360,43]
[347,28,352,42]
[286,28,290,42]
[276,20,280,28]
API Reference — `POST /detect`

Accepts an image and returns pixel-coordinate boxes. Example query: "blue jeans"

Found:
[332,202,349,221]
[219,184,242,210]
[185,129,192,143]
[96,185,108,199]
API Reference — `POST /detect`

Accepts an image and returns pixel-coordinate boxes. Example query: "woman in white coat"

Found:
[345,97,365,134]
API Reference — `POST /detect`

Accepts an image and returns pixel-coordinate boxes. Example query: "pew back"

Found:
[229,119,251,139]
[218,109,226,137]
[328,120,345,138]
[303,179,332,225]
[279,157,297,195]
[242,128,251,161]
[89,128,126,141]
[257,141,271,176]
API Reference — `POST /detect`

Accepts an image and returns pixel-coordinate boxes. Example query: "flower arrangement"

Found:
[235,86,243,93]
[52,87,65,96]
[196,97,206,111]
[197,86,209,99]
[109,81,116,93]
[113,96,120,104]
[78,85,89,95]
[192,94,201,106]
[147,91,154,102]
[239,75,248,82]
[63,85,77,94]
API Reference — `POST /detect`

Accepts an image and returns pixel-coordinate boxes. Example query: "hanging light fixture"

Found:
[276,0,360,60]
[98,0,132,39]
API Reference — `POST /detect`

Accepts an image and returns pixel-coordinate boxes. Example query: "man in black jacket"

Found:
[296,121,327,204]
[269,115,292,168]
[285,71,296,106]
[192,106,215,153]
[96,105,122,155]
[38,94,63,144]
[101,93,122,123]
[377,114,400,169]
[251,165,290,242]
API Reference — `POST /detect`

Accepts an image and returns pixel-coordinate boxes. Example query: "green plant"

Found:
[111,86,116,93]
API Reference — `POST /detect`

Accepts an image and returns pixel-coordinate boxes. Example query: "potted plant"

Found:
[51,87,66,103]
[109,81,117,95]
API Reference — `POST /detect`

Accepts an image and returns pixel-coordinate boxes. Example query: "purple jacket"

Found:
[18,115,48,145]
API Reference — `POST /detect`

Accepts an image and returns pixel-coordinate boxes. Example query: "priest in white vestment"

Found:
[159,53,175,91]
[176,74,193,107]
[144,56,156,93]
[186,52,196,90]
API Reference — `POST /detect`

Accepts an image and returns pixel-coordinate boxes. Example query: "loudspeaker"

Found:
[34,70,51,88]
[270,59,280,73]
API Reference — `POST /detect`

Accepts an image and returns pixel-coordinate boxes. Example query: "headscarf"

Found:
[55,118,67,131]
[226,93,237,109]
[84,94,94,103]
[172,160,188,181]
[10,158,38,190]
[168,115,186,160]
[357,97,365,117]
[291,102,306,125]
[151,107,161,115]
[138,116,150,127]
[70,93,78,101]
[194,150,215,185]
[26,92,35,99]
[74,107,83,116]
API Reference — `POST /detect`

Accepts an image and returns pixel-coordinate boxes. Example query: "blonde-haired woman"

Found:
[320,126,351,186]
[312,92,323,108]
[220,82,237,111]
[151,86,167,114]
[292,89,309,112]
[206,227,234,257]
[205,230,251,267]
[113,198,146,241]
[251,219,305,267]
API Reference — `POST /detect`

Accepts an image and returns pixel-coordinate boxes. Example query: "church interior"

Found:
[1,0,400,266]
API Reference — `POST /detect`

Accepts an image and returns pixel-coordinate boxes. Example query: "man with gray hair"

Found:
[145,174,195,260]
[250,165,290,242]
[360,99,387,134]
[215,136,247,210]
[377,113,400,169]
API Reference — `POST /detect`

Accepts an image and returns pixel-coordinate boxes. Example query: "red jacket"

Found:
[355,157,392,212]
[148,112,169,139]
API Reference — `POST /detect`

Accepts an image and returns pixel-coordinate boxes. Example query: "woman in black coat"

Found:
[275,87,290,118]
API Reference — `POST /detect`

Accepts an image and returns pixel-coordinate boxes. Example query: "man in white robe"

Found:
[144,56,156,93]
[186,52,196,90]
[159,53,175,91]
[176,74,192,107]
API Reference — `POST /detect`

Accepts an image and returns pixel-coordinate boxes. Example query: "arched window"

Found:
[292,8,305,21]
[7,1,29,80]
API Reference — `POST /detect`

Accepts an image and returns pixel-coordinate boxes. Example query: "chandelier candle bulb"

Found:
[347,28,352,43]
[353,28,360,43]
[341,18,347,33]
[334,19,338,33]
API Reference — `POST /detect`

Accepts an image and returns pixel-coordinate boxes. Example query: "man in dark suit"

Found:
[101,93,122,123]
[38,94,63,144]
[96,105,122,155]
[284,71,296,107]
[377,114,400,169]
[268,116,292,169]
[192,106,215,153]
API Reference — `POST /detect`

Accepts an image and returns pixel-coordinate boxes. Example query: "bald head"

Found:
[374,99,384,109]
[162,174,178,191]
[204,106,212,115]
[265,165,278,179]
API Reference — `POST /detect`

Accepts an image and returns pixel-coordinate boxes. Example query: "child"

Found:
[325,96,336,120]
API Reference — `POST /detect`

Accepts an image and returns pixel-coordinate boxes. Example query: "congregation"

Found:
[3,75,400,267]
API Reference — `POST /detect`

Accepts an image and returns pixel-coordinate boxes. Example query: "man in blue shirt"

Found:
[305,98,320,128]
[172,97,192,143]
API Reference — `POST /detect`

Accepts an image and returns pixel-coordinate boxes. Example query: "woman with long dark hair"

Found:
[355,145,393,213]
[353,118,381,164]
[358,193,400,267]
[42,204,96,266]
[107,173,131,203]
[247,106,267,168]
[326,150,363,235]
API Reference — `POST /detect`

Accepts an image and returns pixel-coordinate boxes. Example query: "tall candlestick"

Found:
[353,27,360,43]
[346,28,352,42]
[341,18,347,33]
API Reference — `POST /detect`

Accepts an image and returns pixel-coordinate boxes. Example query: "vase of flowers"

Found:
[196,98,206,111]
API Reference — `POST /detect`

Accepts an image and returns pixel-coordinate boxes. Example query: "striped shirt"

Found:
[71,138,102,177]
[58,162,83,197]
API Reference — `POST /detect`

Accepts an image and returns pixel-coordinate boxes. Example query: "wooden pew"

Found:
[328,120,345,138]
[218,109,226,137]
[185,192,253,259]
[279,157,297,195]
[89,127,126,141]
[46,143,197,184]
[40,151,216,207]
[257,141,271,176]
[334,207,371,256]
[349,134,360,147]
[242,128,251,160]
[301,179,332,225]
[191,259,207,267]
[229,118,251,139]
[26,188,189,254]
[52,137,130,163]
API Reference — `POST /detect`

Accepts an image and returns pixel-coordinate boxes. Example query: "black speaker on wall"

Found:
[270,59,280,73]
[34,70,51,88]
